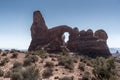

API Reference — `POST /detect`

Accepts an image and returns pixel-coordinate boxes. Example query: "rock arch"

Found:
[28,10,111,57]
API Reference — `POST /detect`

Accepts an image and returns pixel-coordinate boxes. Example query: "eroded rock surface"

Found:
[28,10,111,57]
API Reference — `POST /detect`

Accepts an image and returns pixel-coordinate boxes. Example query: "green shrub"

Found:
[10,65,23,80]
[0,49,2,54]
[11,66,22,74]
[58,56,74,70]
[11,72,23,80]
[44,61,54,68]
[23,58,32,66]
[93,57,116,80]
[73,58,78,63]
[82,71,90,80]
[59,76,74,80]
[86,61,92,67]
[4,71,11,78]
[34,50,48,59]
[78,63,85,71]
[60,50,69,56]
[10,49,16,53]
[0,57,9,66]
[23,55,38,66]
[80,56,85,62]
[1,52,7,56]
[13,61,22,68]
[0,69,4,77]
[42,68,53,78]
[28,55,38,63]
[22,66,40,80]
[11,53,18,58]
[11,65,40,80]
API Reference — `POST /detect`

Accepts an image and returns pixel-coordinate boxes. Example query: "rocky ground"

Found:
[0,49,119,80]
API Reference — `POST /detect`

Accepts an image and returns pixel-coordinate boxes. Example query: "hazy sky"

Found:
[0,0,120,49]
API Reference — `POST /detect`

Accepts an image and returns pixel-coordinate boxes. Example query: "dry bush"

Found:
[34,50,48,59]
[0,57,9,66]
[58,56,74,70]
[78,62,85,71]
[82,71,90,80]
[10,65,40,80]
[0,49,2,54]
[13,61,22,68]
[44,61,54,68]
[11,72,23,80]
[42,68,53,78]
[4,71,11,78]
[11,53,18,58]
[23,55,38,66]
[0,68,4,77]
[22,66,40,80]
[92,57,116,80]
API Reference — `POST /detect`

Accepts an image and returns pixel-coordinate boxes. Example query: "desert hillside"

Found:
[0,49,119,80]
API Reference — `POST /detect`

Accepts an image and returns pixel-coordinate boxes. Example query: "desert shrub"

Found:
[44,61,54,68]
[11,65,40,80]
[34,50,47,59]
[22,66,40,80]
[10,49,20,53]
[29,55,38,63]
[51,58,56,61]
[58,56,74,70]
[10,49,16,53]
[11,72,23,80]
[25,53,29,58]
[60,50,69,56]
[82,71,90,80]
[59,76,74,80]
[80,56,84,62]
[80,56,92,64]
[93,57,116,80]
[78,62,85,71]
[0,69,4,77]
[13,61,22,68]
[38,50,47,54]
[0,57,9,66]
[54,76,59,79]
[23,55,38,66]
[42,68,53,78]
[0,49,2,54]
[10,64,22,79]
[86,61,92,67]
[1,52,7,56]
[11,66,22,74]
[106,57,115,70]
[11,53,18,58]
[4,71,11,78]
[73,58,78,63]
[23,58,32,66]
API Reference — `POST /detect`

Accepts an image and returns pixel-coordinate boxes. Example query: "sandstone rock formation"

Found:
[28,10,111,57]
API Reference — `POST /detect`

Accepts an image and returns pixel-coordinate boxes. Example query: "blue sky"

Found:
[0,0,120,49]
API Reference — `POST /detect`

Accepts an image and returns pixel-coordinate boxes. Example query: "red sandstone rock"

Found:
[79,30,86,37]
[86,29,93,37]
[28,10,111,57]
[94,29,108,41]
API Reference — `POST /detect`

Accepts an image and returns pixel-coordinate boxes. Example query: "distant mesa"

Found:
[28,10,111,58]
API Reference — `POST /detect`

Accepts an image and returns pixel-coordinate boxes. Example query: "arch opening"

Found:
[62,32,70,43]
